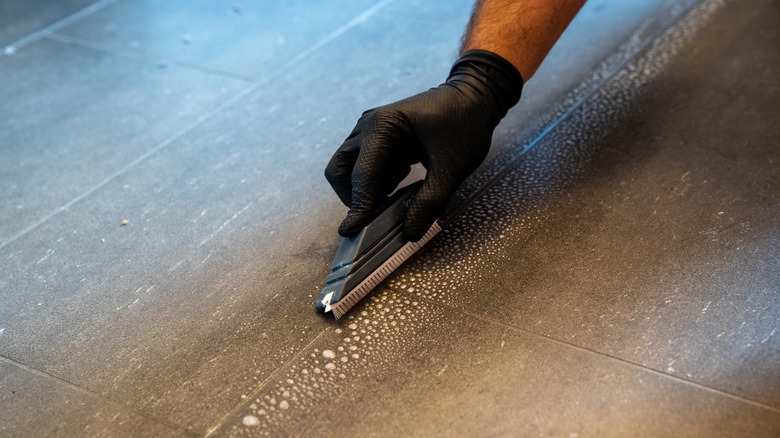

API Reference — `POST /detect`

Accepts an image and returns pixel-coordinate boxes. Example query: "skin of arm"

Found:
[460,0,588,80]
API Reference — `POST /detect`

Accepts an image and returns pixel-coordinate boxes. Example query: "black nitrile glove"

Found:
[325,49,524,241]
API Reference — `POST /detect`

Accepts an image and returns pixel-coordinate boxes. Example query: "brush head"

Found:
[317,181,440,318]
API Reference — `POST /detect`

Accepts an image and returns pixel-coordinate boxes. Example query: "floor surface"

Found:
[1,0,778,436]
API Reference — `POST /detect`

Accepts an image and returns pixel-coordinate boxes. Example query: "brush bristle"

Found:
[331,222,441,319]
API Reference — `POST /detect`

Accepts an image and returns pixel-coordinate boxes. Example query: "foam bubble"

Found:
[242,415,260,426]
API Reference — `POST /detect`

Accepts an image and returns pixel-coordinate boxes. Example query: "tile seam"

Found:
[376,9,467,29]
[279,0,395,71]
[0,354,198,437]
[203,327,331,437]
[389,286,780,415]
[1,0,119,57]
[45,32,259,83]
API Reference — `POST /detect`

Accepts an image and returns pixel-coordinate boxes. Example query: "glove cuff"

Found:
[447,49,524,116]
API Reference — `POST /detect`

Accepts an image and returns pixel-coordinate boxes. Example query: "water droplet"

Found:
[322,350,335,359]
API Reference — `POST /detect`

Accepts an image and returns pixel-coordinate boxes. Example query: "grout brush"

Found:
[316,181,441,319]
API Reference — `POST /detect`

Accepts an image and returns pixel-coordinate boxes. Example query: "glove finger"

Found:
[337,142,394,236]
[339,129,418,237]
[339,159,412,237]
[326,108,391,207]
[403,171,461,241]
[325,137,361,207]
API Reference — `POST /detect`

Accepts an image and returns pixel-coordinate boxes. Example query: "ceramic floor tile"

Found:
[0,37,249,247]
[54,0,381,78]
[0,359,188,438]
[211,289,780,437]
[390,0,780,408]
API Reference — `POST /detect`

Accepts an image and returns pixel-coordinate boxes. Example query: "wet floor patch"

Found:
[392,0,780,408]
[215,285,779,437]
[218,292,447,436]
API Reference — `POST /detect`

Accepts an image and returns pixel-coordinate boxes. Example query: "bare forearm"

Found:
[461,0,586,80]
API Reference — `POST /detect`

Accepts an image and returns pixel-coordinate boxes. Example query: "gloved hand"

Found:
[325,49,524,241]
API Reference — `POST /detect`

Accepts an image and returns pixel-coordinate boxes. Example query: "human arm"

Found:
[461,0,587,80]
[325,0,587,241]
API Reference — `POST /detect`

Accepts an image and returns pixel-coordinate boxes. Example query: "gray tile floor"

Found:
[1,0,778,436]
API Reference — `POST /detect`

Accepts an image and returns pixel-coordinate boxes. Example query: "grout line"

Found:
[554,39,624,53]
[280,0,395,71]
[377,9,467,28]
[0,354,199,437]
[0,0,395,251]
[391,287,780,414]
[1,0,119,57]
[204,327,331,437]
[46,32,259,83]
